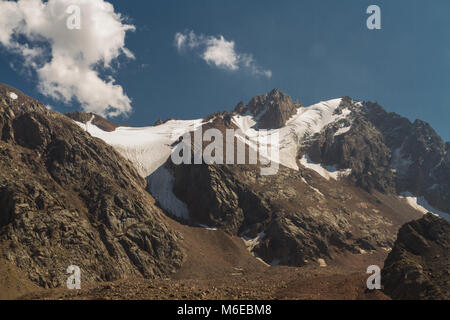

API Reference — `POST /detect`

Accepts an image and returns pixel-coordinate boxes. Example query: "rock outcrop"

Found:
[382,213,449,300]
[300,97,450,214]
[305,98,395,193]
[364,102,450,213]
[171,159,421,267]
[166,92,450,268]
[60,88,449,277]
[233,89,302,129]
[0,84,184,288]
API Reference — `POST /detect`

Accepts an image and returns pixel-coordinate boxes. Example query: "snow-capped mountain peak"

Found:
[73,94,353,176]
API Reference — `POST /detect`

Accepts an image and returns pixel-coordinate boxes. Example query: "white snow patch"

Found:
[400,192,450,222]
[76,97,353,178]
[300,177,324,196]
[300,154,351,181]
[75,118,203,177]
[147,166,189,220]
[334,125,351,136]
[76,118,198,219]
[9,92,18,100]
[232,98,352,171]
[199,224,218,231]
[72,97,358,223]
[242,232,265,251]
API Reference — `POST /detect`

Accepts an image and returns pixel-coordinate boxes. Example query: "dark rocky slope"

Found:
[67,88,447,274]
[298,97,450,216]
[171,160,422,267]
[164,91,450,268]
[304,97,396,193]
[166,101,423,267]
[382,213,449,300]
[0,84,184,288]
[365,102,450,213]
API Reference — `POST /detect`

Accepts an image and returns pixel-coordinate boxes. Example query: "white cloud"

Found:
[203,35,239,70]
[174,30,272,78]
[0,0,135,117]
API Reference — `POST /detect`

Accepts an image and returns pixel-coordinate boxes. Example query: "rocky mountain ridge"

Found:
[0,83,184,288]
[66,88,449,270]
[2,83,448,300]
[382,213,449,300]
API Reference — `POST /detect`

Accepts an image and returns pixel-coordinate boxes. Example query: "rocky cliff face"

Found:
[61,87,448,276]
[2,83,448,298]
[382,214,449,300]
[364,102,450,213]
[171,158,421,267]
[305,98,395,193]
[166,91,449,268]
[300,97,450,214]
[163,104,422,267]
[233,89,302,129]
[0,84,184,288]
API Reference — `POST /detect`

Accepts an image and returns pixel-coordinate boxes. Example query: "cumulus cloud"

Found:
[0,0,135,117]
[174,30,272,78]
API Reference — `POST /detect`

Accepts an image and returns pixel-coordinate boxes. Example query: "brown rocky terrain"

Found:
[166,93,427,268]
[364,101,450,213]
[170,160,422,268]
[382,213,449,300]
[1,84,448,300]
[0,83,184,290]
[21,268,390,300]
[21,221,391,300]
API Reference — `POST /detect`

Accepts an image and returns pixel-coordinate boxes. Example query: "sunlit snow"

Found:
[75,117,203,177]
[299,154,351,181]
[75,98,357,218]
[147,166,189,220]
[334,126,351,136]
[232,98,351,171]
[400,192,450,221]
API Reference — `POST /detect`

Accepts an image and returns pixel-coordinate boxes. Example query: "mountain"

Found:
[0,83,184,288]
[1,83,448,299]
[382,213,449,300]
[232,89,302,129]
[68,88,450,270]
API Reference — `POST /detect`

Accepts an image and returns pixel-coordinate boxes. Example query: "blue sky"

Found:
[1,0,449,140]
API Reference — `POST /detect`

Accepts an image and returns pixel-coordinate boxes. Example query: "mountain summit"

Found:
[233,89,302,129]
